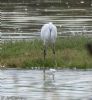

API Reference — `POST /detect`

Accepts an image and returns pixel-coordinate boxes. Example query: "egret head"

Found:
[48,22,53,29]
[49,22,53,24]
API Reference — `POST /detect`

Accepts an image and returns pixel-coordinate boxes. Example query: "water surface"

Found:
[1,2,92,41]
[0,69,92,100]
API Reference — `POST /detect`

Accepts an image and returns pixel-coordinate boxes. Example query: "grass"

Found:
[0,36,92,69]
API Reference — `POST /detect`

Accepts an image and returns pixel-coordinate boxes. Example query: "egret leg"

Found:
[44,45,46,60]
[43,45,46,80]
[52,44,55,55]
[52,44,57,67]
[43,68,45,80]
[52,74,55,80]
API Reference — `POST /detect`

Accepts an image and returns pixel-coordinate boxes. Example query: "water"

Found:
[1,2,92,41]
[0,69,92,100]
[0,2,92,99]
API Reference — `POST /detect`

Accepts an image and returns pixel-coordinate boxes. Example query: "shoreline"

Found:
[0,36,92,69]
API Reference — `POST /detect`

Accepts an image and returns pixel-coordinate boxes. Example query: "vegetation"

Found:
[0,36,92,69]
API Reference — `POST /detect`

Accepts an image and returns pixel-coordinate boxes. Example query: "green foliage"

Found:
[0,36,92,69]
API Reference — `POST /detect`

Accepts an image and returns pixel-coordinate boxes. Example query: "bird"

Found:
[40,22,57,80]
[41,22,57,60]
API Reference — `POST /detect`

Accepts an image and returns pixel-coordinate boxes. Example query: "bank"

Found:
[0,36,92,69]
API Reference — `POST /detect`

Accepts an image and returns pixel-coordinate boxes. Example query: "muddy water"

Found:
[0,70,92,100]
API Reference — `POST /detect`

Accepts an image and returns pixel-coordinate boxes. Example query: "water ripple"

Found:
[0,70,92,100]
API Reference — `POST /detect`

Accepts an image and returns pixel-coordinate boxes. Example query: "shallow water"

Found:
[1,2,92,41]
[0,69,92,100]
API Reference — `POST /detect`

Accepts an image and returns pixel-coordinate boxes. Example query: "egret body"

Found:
[41,22,57,80]
[41,22,57,59]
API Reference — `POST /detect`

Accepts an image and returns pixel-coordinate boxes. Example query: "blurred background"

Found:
[0,0,92,41]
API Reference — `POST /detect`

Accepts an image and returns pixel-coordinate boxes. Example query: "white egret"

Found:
[41,22,57,59]
[41,22,57,80]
